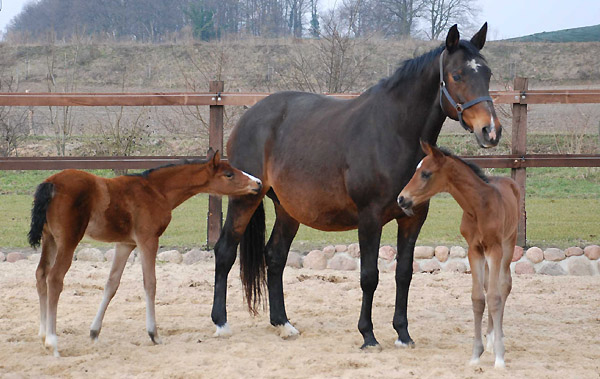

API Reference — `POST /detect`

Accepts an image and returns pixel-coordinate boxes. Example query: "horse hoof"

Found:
[394,339,415,349]
[148,331,162,345]
[214,323,232,338]
[277,322,299,339]
[469,358,480,366]
[360,343,382,352]
[90,329,100,342]
[494,359,506,369]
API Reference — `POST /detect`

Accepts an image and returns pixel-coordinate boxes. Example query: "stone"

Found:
[6,252,26,263]
[303,250,327,270]
[328,253,357,271]
[322,246,337,259]
[347,243,361,258]
[567,256,593,276]
[544,248,565,262]
[584,245,600,260]
[104,248,135,264]
[334,244,348,253]
[420,259,441,273]
[443,260,467,273]
[449,246,467,259]
[525,247,544,264]
[512,246,524,262]
[157,250,183,264]
[28,253,41,263]
[434,246,449,262]
[514,261,535,275]
[414,246,434,259]
[538,262,567,276]
[76,248,105,262]
[379,245,397,261]
[0,252,5,262]
[412,261,421,273]
[564,247,584,257]
[380,260,397,273]
[286,251,303,269]
[183,249,213,265]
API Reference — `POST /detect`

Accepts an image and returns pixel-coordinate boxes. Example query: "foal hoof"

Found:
[90,329,100,342]
[277,322,300,340]
[494,359,506,369]
[148,331,162,345]
[214,323,232,338]
[469,358,480,366]
[394,339,415,349]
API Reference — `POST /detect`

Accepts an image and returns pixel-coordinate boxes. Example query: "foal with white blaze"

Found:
[397,141,520,368]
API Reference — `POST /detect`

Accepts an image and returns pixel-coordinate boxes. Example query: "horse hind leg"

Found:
[90,243,136,342]
[468,245,486,365]
[36,231,57,344]
[265,200,300,339]
[138,239,161,344]
[485,247,507,368]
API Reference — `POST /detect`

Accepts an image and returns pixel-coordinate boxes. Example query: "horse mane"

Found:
[382,41,486,91]
[438,146,490,184]
[129,158,209,178]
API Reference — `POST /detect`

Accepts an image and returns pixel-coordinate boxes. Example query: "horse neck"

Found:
[444,158,494,219]
[146,164,210,209]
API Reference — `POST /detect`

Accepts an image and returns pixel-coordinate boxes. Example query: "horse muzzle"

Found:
[474,123,502,148]
[397,195,414,217]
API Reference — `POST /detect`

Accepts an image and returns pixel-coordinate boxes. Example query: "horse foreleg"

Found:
[265,202,300,338]
[357,210,383,350]
[90,243,136,342]
[486,246,507,368]
[139,239,161,344]
[393,202,429,347]
[468,245,486,365]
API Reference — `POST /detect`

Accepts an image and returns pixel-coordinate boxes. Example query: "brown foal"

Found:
[28,150,261,357]
[397,141,520,368]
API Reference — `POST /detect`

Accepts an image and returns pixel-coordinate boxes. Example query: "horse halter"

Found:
[439,50,493,133]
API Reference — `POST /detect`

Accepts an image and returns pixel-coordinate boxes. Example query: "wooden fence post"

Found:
[207,80,224,248]
[511,77,528,246]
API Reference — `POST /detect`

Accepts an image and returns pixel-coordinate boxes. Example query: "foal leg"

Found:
[211,196,263,337]
[486,247,507,368]
[394,202,429,347]
[357,208,383,350]
[36,232,57,343]
[90,243,136,341]
[138,239,161,344]
[265,201,300,338]
[468,246,486,365]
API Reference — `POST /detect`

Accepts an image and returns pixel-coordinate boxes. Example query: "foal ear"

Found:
[211,150,221,166]
[470,22,488,50]
[206,147,216,161]
[445,24,460,53]
[420,140,433,155]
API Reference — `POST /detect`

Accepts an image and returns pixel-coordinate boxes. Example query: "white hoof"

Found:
[469,358,480,366]
[277,322,299,339]
[494,359,506,369]
[45,334,60,357]
[394,339,415,348]
[214,323,232,338]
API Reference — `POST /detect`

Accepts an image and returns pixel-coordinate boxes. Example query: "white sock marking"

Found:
[278,322,299,338]
[214,323,232,337]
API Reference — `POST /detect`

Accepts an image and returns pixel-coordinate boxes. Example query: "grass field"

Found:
[1,166,598,250]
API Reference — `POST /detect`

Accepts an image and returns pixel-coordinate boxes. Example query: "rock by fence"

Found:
[3,244,599,276]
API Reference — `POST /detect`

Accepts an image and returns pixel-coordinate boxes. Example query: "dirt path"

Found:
[1,260,598,378]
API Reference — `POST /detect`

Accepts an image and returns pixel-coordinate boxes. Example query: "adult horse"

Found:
[211,23,502,349]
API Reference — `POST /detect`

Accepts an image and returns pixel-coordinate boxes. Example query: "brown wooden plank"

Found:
[0,93,217,107]
[207,81,225,248]
[511,77,529,246]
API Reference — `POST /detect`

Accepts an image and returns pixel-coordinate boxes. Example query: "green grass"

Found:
[2,166,598,250]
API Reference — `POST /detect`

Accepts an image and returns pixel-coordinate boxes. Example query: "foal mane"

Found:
[438,146,490,184]
[129,158,210,178]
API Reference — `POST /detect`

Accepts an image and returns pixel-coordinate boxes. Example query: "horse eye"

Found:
[452,74,461,81]
[421,171,432,180]
[224,171,234,178]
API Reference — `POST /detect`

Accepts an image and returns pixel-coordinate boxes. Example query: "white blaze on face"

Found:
[417,159,424,170]
[467,59,481,72]
[242,171,262,186]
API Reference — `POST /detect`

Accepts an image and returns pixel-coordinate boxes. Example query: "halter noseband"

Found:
[439,49,493,133]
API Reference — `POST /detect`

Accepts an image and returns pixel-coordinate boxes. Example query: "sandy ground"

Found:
[1,259,599,379]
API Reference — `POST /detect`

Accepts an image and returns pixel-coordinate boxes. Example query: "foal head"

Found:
[440,23,502,148]
[397,141,453,216]
[202,150,262,196]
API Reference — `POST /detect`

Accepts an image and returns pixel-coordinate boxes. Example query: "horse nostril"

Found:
[397,196,404,206]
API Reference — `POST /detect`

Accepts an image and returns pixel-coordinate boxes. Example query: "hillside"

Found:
[507,24,600,43]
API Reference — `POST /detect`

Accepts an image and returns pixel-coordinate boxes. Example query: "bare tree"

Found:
[380,0,424,37]
[0,75,29,157]
[421,0,479,40]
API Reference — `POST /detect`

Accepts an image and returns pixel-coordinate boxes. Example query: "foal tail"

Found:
[239,201,267,315]
[28,182,55,249]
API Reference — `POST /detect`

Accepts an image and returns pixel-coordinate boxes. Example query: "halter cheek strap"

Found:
[438,50,493,133]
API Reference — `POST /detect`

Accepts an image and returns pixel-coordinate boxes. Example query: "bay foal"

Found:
[397,141,519,368]
[28,150,262,357]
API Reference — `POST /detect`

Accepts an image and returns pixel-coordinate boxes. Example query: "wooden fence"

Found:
[1,78,600,247]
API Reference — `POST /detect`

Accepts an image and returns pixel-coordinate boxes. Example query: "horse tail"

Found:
[239,201,267,315]
[28,182,55,249]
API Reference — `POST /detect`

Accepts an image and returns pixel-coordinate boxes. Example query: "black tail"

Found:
[239,201,267,314]
[28,182,54,249]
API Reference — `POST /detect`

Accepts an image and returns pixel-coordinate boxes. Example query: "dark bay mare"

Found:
[211,23,502,349]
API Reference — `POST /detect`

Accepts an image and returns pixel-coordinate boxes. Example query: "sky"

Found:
[0,0,599,40]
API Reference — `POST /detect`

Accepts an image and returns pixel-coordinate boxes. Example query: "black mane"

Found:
[128,158,209,178]
[438,146,489,183]
[382,41,486,91]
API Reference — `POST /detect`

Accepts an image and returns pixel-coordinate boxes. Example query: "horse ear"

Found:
[211,150,221,166]
[470,22,487,50]
[420,140,433,155]
[445,24,460,53]
[430,145,446,162]
[206,147,216,161]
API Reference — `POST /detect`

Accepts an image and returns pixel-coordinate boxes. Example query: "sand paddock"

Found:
[1,259,598,378]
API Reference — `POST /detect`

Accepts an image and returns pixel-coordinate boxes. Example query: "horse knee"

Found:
[472,296,485,314]
[487,294,502,313]
[360,268,379,293]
